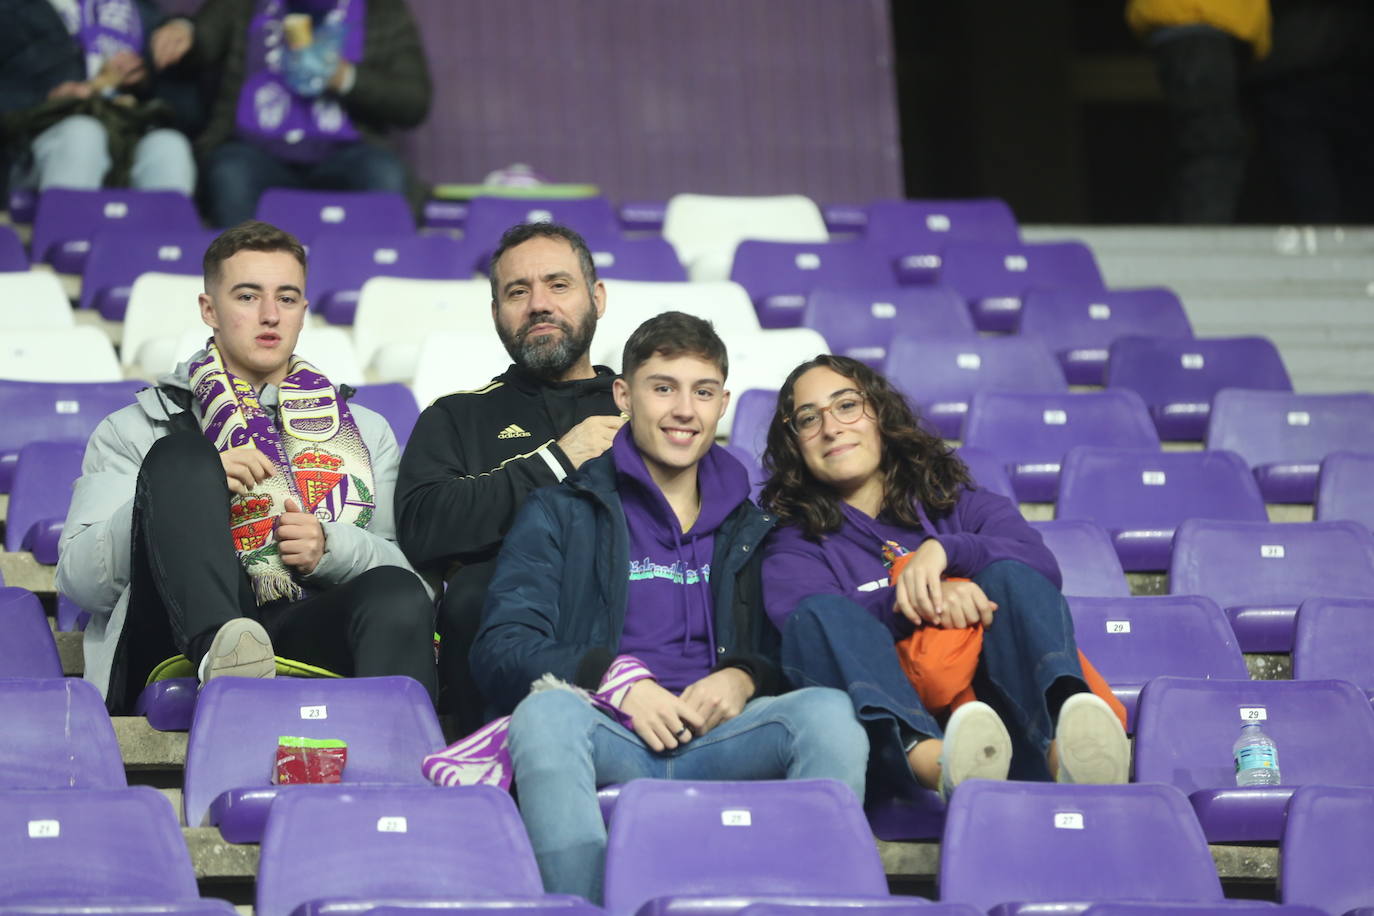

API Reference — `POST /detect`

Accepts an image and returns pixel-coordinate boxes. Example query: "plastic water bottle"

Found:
[1233,722,1281,786]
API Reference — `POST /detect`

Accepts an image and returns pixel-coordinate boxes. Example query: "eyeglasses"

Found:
[788,389,868,439]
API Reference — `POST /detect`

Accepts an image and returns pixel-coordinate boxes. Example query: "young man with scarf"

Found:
[57,221,436,713]
[147,0,431,227]
[459,311,867,903]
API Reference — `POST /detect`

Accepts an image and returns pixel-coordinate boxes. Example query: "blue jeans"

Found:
[202,139,409,227]
[507,685,867,903]
[781,559,1087,793]
[22,114,195,194]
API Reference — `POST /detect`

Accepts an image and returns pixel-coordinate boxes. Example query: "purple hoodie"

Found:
[761,487,1060,640]
[612,425,752,691]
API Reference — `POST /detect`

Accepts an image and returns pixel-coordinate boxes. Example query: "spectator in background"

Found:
[149,0,431,227]
[1126,0,1272,223]
[0,0,197,198]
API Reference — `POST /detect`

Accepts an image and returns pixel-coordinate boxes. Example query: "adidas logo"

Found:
[498,424,532,439]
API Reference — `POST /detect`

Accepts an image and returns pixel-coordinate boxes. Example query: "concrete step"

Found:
[116,715,188,771]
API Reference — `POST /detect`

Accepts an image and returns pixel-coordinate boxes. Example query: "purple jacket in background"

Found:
[613,425,752,691]
[761,486,1061,640]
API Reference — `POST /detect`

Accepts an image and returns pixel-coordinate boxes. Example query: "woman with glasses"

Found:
[759,355,1128,800]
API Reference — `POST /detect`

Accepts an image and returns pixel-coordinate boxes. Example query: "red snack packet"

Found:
[274,736,348,785]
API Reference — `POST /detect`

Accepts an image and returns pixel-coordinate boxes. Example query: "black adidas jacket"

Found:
[396,363,619,581]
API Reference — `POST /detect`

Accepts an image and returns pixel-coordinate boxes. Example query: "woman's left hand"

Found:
[937,579,997,629]
[893,538,947,626]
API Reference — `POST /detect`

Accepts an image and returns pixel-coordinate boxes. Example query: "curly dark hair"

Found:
[760,354,972,538]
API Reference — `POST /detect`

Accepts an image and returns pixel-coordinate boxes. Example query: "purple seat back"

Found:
[0,588,63,678]
[588,237,686,282]
[863,199,1019,279]
[603,779,887,916]
[5,440,86,562]
[422,199,468,230]
[461,196,620,251]
[0,677,125,788]
[307,233,476,324]
[936,240,1103,332]
[722,444,766,504]
[1292,596,1374,690]
[1029,520,1130,598]
[1280,784,1374,916]
[0,786,197,903]
[255,190,415,245]
[1066,594,1246,729]
[79,228,216,318]
[0,379,142,493]
[182,676,444,829]
[1056,447,1267,572]
[1316,451,1374,529]
[1206,390,1374,503]
[963,390,1159,502]
[359,904,601,916]
[619,200,668,233]
[1133,677,1374,841]
[30,189,201,273]
[1106,336,1293,441]
[0,224,28,270]
[729,240,896,328]
[939,781,1222,912]
[739,904,972,916]
[1019,286,1193,385]
[955,446,1017,501]
[1169,519,1374,652]
[803,285,975,367]
[728,388,778,463]
[255,785,544,916]
[1083,905,1327,916]
[351,383,421,447]
[883,335,1067,439]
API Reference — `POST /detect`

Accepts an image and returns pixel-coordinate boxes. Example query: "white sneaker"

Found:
[1055,692,1129,784]
[937,700,1012,802]
[201,618,276,683]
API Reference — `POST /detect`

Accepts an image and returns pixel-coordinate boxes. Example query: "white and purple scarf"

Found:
[51,0,144,79]
[234,0,364,163]
[190,341,375,604]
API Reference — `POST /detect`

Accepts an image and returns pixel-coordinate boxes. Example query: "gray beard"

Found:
[500,309,597,380]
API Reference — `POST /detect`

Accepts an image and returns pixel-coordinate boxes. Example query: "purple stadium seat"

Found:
[0,223,28,270]
[802,285,976,367]
[936,240,1104,333]
[619,201,668,233]
[1083,905,1326,916]
[963,390,1160,502]
[1206,390,1374,503]
[821,203,869,234]
[1281,785,1374,916]
[255,785,579,916]
[303,233,475,325]
[1018,286,1193,386]
[722,444,766,504]
[0,786,235,911]
[589,237,687,282]
[883,335,1067,439]
[30,189,202,274]
[862,198,1019,284]
[728,388,778,463]
[0,677,125,788]
[423,199,469,230]
[955,446,1017,501]
[461,196,621,251]
[135,678,200,732]
[1029,520,1130,598]
[739,904,975,916]
[351,383,422,447]
[5,440,86,563]
[1316,451,1374,530]
[939,781,1224,915]
[0,379,143,492]
[1106,336,1293,441]
[1055,447,1268,572]
[1066,595,1247,730]
[1169,519,1374,653]
[0,588,63,678]
[55,593,90,632]
[1292,597,1374,696]
[182,676,444,843]
[603,779,891,916]
[1133,676,1374,842]
[255,189,415,245]
[79,228,216,319]
[729,240,896,328]
[8,187,38,223]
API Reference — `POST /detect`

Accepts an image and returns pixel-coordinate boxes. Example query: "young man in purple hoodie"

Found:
[469,312,867,902]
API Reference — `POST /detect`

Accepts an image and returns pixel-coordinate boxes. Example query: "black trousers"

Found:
[436,558,498,735]
[109,430,437,712]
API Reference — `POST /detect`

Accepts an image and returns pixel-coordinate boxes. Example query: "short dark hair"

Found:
[488,222,597,300]
[621,311,728,381]
[203,221,307,289]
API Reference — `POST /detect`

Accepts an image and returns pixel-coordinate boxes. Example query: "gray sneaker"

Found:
[938,700,1013,802]
[1055,692,1130,784]
[201,618,276,683]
